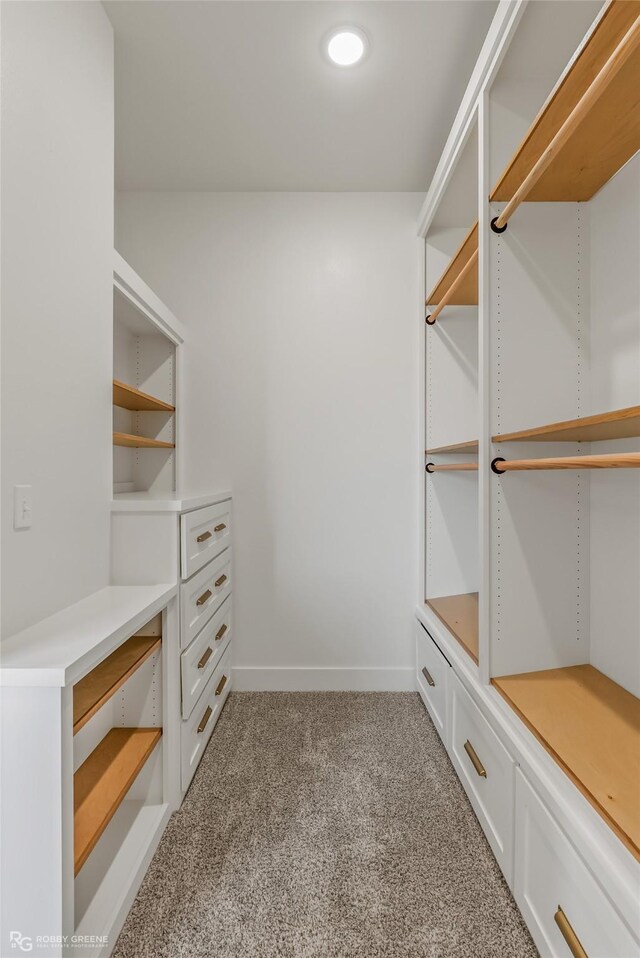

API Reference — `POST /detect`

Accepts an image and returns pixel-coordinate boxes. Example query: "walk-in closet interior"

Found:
[1,2,639,957]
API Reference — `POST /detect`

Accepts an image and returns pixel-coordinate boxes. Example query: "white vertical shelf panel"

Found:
[589,152,640,697]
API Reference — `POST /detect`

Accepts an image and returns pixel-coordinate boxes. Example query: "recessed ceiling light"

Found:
[326,27,367,67]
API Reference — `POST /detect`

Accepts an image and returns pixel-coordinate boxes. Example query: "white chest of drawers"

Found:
[111,491,233,795]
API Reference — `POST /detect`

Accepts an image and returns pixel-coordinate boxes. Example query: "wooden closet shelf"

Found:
[493,665,640,860]
[493,405,640,443]
[425,222,478,313]
[492,453,640,473]
[425,440,479,454]
[490,2,640,220]
[74,727,162,874]
[73,636,161,735]
[113,380,175,413]
[113,432,175,449]
[426,593,478,665]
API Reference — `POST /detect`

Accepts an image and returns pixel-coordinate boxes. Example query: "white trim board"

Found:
[232,667,414,692]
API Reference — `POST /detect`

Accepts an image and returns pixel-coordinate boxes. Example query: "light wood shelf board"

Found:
[493,665,640,860]
[113,380,175,413]
[491,1,640,203]
[425,440,479,454]
[426,223,478,307]
[113,432,175,450]
[493,405,640,443]
[426,593,479,664]
[74,727,162,874]
[73,636,161,735]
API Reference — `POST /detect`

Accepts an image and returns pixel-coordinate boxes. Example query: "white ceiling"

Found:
[105,0,498,192]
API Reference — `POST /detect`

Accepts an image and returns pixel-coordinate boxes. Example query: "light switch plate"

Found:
[13,485,32,530]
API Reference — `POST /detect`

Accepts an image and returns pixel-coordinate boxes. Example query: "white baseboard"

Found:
[232,667,415,692]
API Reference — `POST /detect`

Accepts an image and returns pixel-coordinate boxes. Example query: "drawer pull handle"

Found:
[215,574,228,588]
[197,647,213,670]
[196,589,212,607]
[215,623,228,642]
[215,674,228,696]
[554,907,588,958]
[197,706,212,734]
[197,531,212,543]
[463,740,487,778]
[214,523,227,532]
[421,666,435,687]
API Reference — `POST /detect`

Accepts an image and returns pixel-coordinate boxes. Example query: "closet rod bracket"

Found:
[491,457,506,474]
[490,217,508,234]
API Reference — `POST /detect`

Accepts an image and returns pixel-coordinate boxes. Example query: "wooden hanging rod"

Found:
[491,12,640,233]
[425,248,478,325]
[491,453,640,473]
[426,462,479,473]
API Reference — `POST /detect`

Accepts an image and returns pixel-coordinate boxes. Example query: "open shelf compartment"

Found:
[426,592,479,665]
[73,635,161,735]
[493,665,639,860]
[74,727,162,875]
[490,1,640,206]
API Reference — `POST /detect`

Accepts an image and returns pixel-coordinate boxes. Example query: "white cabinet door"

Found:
[415,620,449,745]
[449,670,515,883]
[514,770,640,958]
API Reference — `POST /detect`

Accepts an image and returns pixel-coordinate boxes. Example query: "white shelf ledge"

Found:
[111,490,232,513]
[0,584,176,687]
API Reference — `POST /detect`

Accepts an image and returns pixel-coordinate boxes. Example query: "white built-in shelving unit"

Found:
[112,251,185,495]
[417,2,640,955]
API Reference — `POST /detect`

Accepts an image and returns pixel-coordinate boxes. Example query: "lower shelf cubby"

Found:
[74,727,163,875]
[426,592,479,665]
[492,665,640,860]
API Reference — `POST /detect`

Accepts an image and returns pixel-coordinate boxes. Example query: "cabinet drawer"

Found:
[181,500,232,580]
[514,770,639,958]
[450,671,515,882]
[181,643,232,792]
[415,621,449,744]
[181,596,232,719]
[180,548,232,651]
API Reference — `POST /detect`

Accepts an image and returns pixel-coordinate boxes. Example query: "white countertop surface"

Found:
[0,584,177,687]
[112,490,232,513]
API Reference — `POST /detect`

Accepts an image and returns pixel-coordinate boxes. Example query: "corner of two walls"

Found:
[1,2,114,636]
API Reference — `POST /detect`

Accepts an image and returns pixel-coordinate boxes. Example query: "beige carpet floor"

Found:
[113,692,538,958]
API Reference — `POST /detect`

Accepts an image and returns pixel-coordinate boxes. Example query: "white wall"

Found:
[116,192,420,688]
[1,2,113,636]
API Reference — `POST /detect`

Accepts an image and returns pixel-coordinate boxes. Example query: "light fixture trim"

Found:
[325,25,369,67]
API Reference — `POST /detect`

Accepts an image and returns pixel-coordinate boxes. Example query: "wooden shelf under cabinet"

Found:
[493,404,640,443]
[113,380,175,413]
[490,1,640,204]
[426,223,478,308]
[74,727,162,874]
[426,593,478,665]
[425,440,479,454]
[493,665,640,860]
[73,636,161,735]
[113,432,175,450]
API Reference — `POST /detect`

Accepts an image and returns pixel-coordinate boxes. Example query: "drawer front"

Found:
[514,770,639,958]
[415,621,449,744]
[181,643,232,792]
[180,548,232,650]
[449,671,515,882]
[181,500,232,580]
[181,596,232,719]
